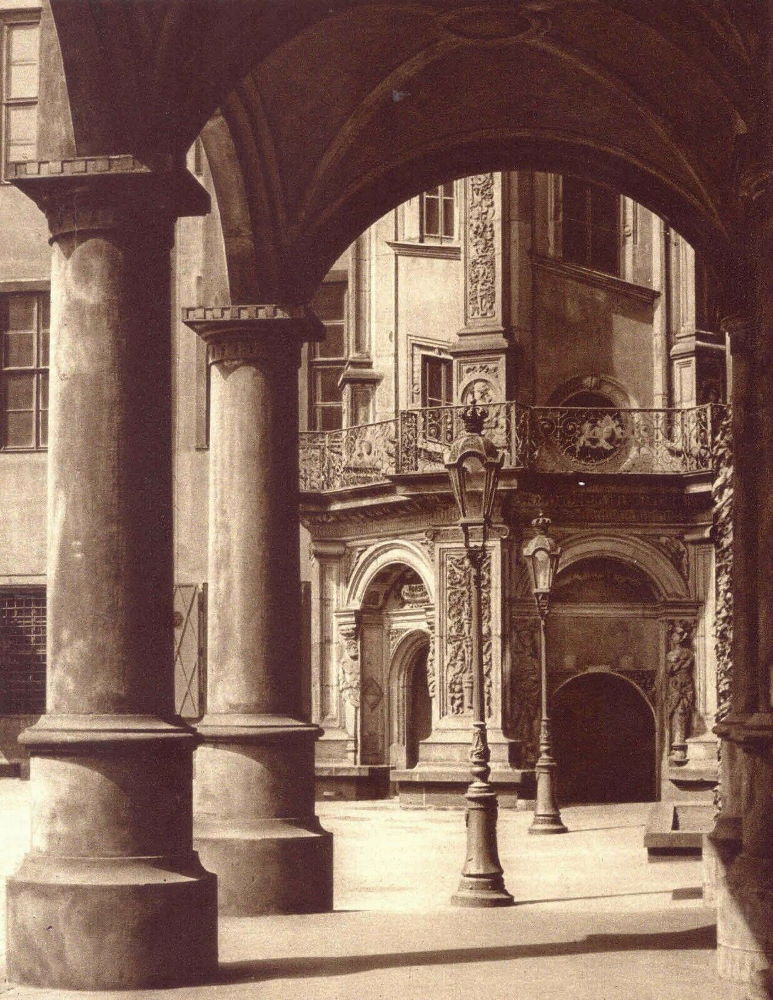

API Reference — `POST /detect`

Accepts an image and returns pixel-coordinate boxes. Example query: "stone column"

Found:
[5,158,217,990]
[715,144,773,998]
[183,305,333,915]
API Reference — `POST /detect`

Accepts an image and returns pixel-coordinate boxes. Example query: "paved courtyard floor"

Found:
[0,781,743,999]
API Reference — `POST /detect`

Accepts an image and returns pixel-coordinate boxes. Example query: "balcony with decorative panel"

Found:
[299,402,725,497]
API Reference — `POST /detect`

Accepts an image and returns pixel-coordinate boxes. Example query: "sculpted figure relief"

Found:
[664,620,696,753]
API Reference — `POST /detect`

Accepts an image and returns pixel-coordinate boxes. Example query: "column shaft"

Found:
[185,306,333,915]
[5,160,216,991]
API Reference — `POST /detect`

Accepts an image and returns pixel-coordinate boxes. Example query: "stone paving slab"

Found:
[0,784,744,999]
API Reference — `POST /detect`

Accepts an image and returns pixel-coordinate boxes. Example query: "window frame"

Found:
[419,182,456,244]
[420,353,453,408]
[308,278,348,431]
[1,289,49,452]
[561,177,621,277]
[1,13,40,183]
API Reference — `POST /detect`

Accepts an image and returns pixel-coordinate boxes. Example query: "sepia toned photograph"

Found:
[0,2,769,997]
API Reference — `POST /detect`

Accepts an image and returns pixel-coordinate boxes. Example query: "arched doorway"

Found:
[405,645,432,769]
[552,672,656,804]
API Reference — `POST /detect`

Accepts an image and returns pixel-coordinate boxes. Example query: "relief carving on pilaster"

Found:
[466,173,496,322]
[338,624,361,708]
[662,620,696,755]
[388,626,410,658]
[425,614,437,698]
[511,623,541,766]
[712,407,733,725]
[711,405,733,813]
[444,552,492,716]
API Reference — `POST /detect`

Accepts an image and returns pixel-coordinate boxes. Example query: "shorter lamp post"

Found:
[445,402,513,907]
[522,513,568,835]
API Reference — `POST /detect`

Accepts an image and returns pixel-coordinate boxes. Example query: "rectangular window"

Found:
[1,291,49,450]
[421,355,452,408]
[421,183,455,242]
[2,18,39,179]
[309,280,347,430]
[562,177,620,276]
[0,588,46,715]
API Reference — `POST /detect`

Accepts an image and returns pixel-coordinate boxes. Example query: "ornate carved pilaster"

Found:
[338,622,361,708]
[444,550,492,717]
[466,173,497,323]
[425,611,437,698]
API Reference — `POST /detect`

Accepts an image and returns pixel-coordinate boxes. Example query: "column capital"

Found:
[183,304,324,365]
[9,155,209,242]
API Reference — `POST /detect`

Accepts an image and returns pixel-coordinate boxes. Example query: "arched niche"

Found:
[388,629,432,770]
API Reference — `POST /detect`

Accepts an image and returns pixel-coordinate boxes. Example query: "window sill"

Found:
[387,240,461,261]
[532,254,660,305]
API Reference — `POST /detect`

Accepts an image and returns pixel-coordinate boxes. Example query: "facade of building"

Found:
[0,3,769,995]
[1,41,727,815]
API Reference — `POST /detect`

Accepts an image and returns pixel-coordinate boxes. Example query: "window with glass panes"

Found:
[1,292,49,450]
[421,183,455,241]
[2,18,39,179]
[421,355,452,408]
[561,177,620,275]
[309,280,347,430]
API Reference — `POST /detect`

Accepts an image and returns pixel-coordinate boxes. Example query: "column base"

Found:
[717,853,773,988]
[195,819,333,915]
[194,714,333,915]
[6,855,217,990]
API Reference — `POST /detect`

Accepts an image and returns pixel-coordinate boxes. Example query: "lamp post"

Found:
[522,513,568,834]
[445,402,513,907]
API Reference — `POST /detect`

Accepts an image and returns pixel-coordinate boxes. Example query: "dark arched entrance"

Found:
[405,647,432,769]
[552,672,655,804]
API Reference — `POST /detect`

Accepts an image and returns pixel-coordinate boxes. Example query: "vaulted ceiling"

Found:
[43,0,766,301]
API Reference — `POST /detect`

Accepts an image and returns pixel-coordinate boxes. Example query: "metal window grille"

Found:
[0,589,46,714]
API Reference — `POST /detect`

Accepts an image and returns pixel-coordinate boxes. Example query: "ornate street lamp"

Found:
[445,401,513,907]
[522,513,568,834]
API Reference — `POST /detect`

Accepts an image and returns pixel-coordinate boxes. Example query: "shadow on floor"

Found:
[217,923,717,984]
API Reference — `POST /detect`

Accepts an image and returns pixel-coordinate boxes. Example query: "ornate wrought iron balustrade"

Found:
[299,418,398,491]
[299,403,723,492]
[528,404,716,475]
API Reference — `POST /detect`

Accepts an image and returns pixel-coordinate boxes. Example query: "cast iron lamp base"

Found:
[451,723,514,907]
[528,750,568,835]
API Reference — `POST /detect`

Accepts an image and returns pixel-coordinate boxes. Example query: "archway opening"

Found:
[552,671,656,804]
[405,644,432,769]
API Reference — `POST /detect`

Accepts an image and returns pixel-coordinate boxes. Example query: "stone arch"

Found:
[552,667,657,720]
[388,628,432,769]
[346,540,434,611]
[546,374,638,410]
[513,532,689,602]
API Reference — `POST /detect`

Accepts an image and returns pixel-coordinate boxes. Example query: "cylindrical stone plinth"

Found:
[6,163,217,990]
[184,306,332,915]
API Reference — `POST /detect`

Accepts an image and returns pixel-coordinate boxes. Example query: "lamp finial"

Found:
[461,395,487,435]
[531,511,552,534]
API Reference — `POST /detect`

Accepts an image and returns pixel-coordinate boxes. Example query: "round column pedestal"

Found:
[194,716,333,915]
[6,721,217,990]
[7,859,217,990]
[717,853,773,991]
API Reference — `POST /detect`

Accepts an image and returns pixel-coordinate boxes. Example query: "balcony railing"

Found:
[299,402,724,493]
